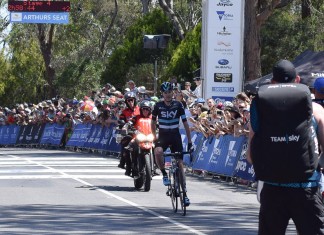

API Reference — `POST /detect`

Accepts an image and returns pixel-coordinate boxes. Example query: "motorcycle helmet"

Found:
[160,82,172,92]
[139,100,152,116]
[124,91,137,108]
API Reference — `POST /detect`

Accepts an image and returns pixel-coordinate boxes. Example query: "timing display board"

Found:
[8,0,70,12]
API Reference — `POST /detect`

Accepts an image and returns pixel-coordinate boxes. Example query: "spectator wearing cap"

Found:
[170,76,181,92]
[182,81,196,104]
[193,77,202,98]
[127,80,138,96]
[138,86,151,102]
[102,99,111,111]
[313,77,324,104]
[7,111,16,125]
[0,112,6,126]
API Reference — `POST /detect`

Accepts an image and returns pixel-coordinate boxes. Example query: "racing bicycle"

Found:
[164,151,191,216]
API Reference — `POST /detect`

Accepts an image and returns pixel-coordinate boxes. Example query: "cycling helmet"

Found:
[150,96,159,103]
[160,82,172,92]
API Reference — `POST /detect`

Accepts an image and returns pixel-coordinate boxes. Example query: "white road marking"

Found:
[1,153,205,235]
[0,169,125,173]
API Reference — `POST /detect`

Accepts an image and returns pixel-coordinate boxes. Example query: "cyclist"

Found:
[118,91,140,176]
[151,81,193,206]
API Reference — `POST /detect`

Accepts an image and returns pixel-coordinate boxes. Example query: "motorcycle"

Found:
[116,119,155,191]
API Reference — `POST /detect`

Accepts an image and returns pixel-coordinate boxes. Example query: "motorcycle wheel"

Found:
[134,157,144,189]
[143,153,152,192]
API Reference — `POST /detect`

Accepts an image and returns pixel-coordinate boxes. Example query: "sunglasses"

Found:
[141,107,150,111]
[127,99,135,102]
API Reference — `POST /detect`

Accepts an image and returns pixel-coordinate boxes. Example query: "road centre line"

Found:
[4,154,205,235]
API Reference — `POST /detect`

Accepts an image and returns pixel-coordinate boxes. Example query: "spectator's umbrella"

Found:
[244,50,324,94]
[80,100,95,112]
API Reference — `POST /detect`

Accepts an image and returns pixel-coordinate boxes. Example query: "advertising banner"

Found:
[202,0,244,101]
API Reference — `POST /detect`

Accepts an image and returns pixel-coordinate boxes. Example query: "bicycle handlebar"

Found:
[163,151,192,157]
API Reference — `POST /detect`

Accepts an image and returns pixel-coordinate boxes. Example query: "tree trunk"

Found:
[244,1,262,82]
[301,0,311,19]
[37,24,56,98]
[99,0,118,55]
[158,0,185,40]
[141,0,150,14]
[244,0,285,82]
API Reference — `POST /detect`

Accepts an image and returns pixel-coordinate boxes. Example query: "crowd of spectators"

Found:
[0,78,251,139]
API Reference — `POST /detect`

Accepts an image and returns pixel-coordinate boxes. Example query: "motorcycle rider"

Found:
[118,91,140,176]
[126,100,153,178]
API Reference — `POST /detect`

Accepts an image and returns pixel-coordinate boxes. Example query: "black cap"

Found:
[272,59,296,83]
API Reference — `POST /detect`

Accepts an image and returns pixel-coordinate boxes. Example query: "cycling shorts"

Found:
[155,131,183,159]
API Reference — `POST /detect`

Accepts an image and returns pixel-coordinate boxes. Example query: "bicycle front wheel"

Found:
[169,170,178,212]
[176,169,186,216]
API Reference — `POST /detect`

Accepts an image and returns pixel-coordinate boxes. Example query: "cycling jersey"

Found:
[152,100,187,133]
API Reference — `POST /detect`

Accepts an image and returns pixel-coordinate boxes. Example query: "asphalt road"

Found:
[0,148,297,235]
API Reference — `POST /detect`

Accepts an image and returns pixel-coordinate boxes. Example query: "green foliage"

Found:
[166,22,201,84]
[0,25,45,105]
[261,4,324,75]
[101,9,175,89]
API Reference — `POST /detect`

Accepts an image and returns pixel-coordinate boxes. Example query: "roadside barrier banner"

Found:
[66,124,92,147]
[84,124,103,149]
[233,139,255,181]
[40,123,65,145]
[0,125,20,145]
[16,124,45,145]
[207,135,245,176]
[180,130,204,166]
[192,135,213,170]
[104,125,120,152]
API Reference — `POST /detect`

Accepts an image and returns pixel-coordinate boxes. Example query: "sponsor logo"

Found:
[217,26,231,36]
[216,59,232,69]
[218,59,229,65]
[216,11,234,21]
[214,48,233,56]
[161,110,178,119]
[312,72,324,77]
[217,40,231,47]
[214,73,233,83]
[270,135,300,143]
[217,0,233,7]
[212,87,234,92]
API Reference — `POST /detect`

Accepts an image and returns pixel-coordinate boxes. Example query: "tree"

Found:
[166,22,201,83]
[101,9,174,89]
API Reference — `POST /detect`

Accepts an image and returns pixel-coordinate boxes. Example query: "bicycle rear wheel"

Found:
[169,170,178,212]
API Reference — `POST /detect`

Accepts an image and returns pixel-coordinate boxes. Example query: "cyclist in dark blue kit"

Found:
[151,81,193,206]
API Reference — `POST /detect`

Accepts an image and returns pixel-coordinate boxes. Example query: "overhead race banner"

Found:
[202,0,244,102]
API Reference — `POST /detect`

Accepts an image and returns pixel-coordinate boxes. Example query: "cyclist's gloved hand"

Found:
[187,142,194,152]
